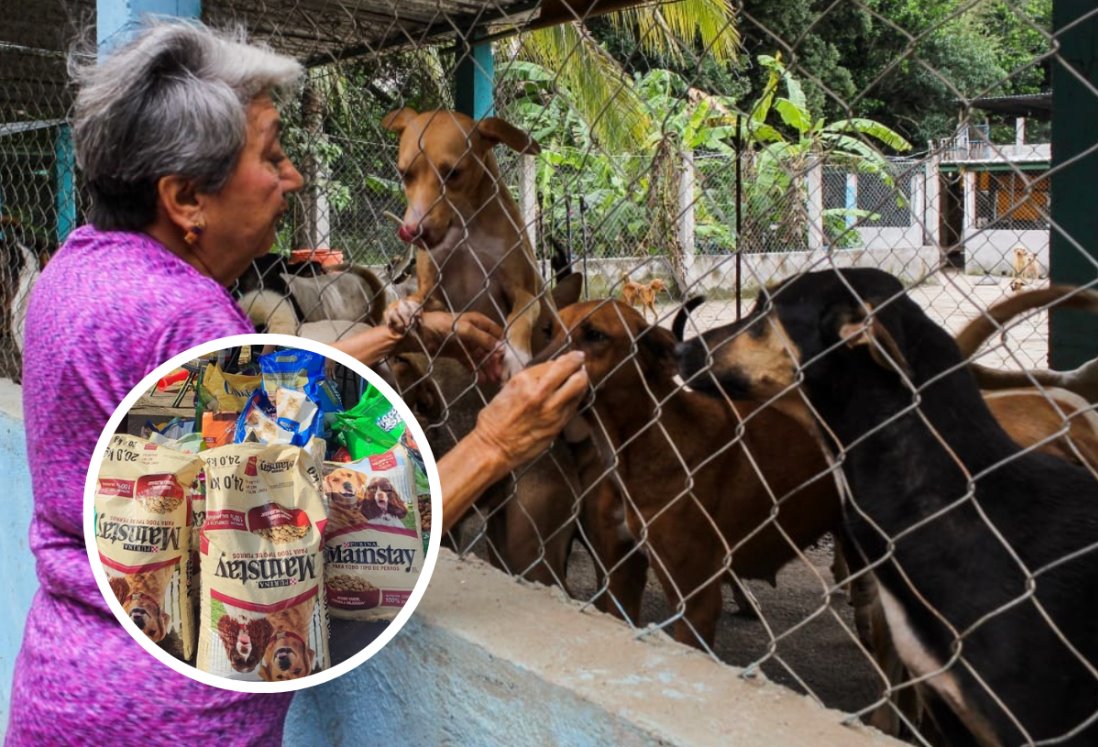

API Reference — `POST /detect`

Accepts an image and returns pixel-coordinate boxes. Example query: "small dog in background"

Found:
[620,274,667,321]
[1010,246,1041,292]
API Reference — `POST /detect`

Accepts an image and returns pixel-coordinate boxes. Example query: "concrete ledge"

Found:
[286,551,901,746]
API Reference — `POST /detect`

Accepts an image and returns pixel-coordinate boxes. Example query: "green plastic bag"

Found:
[330,385,406,460]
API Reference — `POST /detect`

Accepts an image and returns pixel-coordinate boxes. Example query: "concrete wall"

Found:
[963,228,1050,277]
[0,383,35,735]
[588,246,940,297]
[284,552,901,747]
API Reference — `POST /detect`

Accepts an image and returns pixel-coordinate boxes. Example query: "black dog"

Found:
[676,268,1098,747]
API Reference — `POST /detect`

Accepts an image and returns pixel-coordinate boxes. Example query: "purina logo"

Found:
[244,456,258,477]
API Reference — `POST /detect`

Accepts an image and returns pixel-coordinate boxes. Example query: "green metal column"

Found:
[454,39,494,119]
[1049,0,1098,369]
[54,125,76,243]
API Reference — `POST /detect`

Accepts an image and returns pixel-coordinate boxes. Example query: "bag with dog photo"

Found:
[197,442,330,682]
[94,434,201,662]
[321,449,423,621]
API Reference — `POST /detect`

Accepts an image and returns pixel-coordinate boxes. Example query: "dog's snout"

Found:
[397,223,417,243]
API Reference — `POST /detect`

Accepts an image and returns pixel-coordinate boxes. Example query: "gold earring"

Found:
[183,219,206,245]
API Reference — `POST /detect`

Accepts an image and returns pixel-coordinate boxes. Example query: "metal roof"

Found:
[967,92,1052,120]
[1,0,637,123]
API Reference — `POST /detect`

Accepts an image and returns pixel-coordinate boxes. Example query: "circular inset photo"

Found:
[84,334,440,693]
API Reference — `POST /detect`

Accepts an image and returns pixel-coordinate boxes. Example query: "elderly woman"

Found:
[6,19,586,744]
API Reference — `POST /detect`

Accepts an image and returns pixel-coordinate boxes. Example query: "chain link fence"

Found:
[5,0,1098,743]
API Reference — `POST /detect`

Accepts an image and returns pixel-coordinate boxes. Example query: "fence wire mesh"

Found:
[5,0,1098,743]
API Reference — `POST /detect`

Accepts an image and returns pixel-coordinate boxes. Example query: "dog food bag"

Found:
[195,362,261,415]
[258,348,342,439]
[94,434,201,662]
[330,385,406,460]
[321,449,423,621]
[197,442,330,682]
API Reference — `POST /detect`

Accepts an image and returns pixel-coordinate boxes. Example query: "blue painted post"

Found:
[54,125,76,243]
[454,40,494,119]
[98,0,202,56]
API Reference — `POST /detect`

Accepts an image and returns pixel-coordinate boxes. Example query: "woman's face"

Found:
[200,94,303,267]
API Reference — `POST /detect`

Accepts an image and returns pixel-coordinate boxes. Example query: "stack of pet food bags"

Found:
[193,348,335,682]
[322,385,431,621]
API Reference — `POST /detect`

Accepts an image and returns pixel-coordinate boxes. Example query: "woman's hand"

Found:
[439,350,589,533]
[468,351,589,472]
[414,311,505,382]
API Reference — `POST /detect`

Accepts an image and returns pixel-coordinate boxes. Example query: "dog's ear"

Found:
[638,324,678,379]
[476,117,541,155]
[382,108,417,134]
[836,304,912,380]
[109,576,130,602]
[259,661,272,682]
[305,647,316,675]
[551,273,583,309]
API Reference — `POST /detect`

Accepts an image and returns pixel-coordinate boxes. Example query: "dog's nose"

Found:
[277,654,291,670]
[397,223,417,243]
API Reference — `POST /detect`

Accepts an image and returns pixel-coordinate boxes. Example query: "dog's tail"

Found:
[237,289,300,335]
[957,284,1098,391]
[672,296,706,342]
[956,285,1098,358]
[331,263,387,326]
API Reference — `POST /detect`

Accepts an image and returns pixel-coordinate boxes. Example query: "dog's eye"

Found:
[585,327,608,343]
[445,167,462,182]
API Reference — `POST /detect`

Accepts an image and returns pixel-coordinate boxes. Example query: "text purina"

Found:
[96,517,180,551]
[215,554,318,586]
[325,544,417,572]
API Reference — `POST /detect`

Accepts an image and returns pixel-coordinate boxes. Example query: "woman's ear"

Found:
[156,175,204,232]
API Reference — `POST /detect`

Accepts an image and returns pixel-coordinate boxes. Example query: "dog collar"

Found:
[272,630,307,649]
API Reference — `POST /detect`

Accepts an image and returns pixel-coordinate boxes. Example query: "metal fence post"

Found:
[1049,0,1098,369]
[806,157,824,252]
[520,154,537,251]
[844,173,857,230]
[679,148,695,291]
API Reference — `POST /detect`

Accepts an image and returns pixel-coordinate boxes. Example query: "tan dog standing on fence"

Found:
[381,108,586,587]
[381,108,580,379]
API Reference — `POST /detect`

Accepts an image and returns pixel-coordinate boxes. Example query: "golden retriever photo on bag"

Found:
[258,595,317,682]
[107,561,176,643]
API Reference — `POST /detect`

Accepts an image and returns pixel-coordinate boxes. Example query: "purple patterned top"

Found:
[6,226,292,745]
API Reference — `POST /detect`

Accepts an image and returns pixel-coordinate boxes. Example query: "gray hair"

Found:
[70,18,303,230]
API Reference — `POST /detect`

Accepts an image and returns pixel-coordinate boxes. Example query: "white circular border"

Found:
[83,333,443,694]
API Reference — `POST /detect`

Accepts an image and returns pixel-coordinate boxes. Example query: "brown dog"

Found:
[216,615,271,673]
[258,596,316,682]
[362,477,409,522]
[109,564,175,643]
[381,108,582,379]
[538,300,842,647]
[620,274,667,321]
